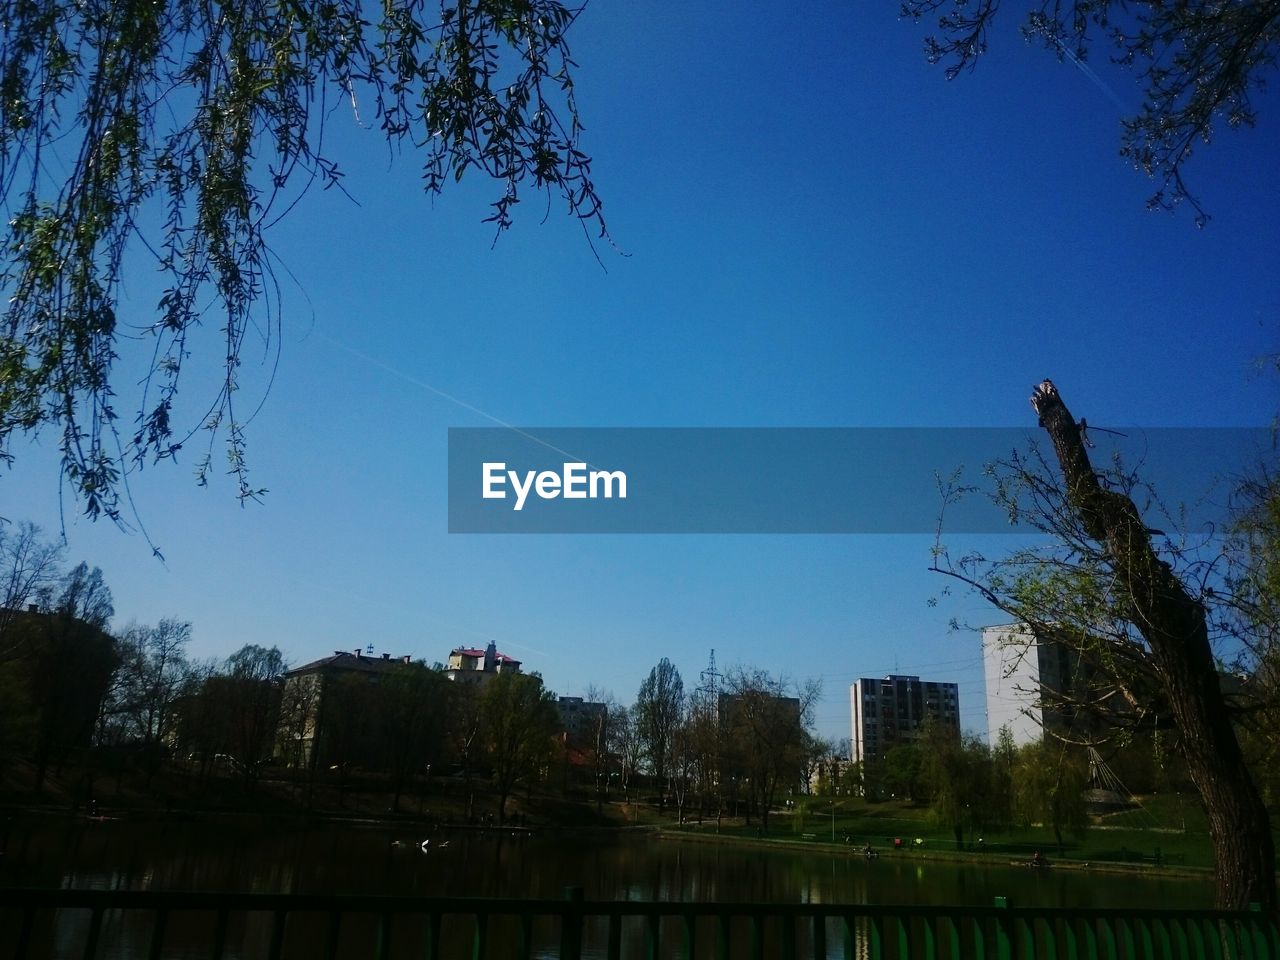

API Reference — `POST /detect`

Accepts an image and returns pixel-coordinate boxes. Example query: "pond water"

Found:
[1,816,1213,958]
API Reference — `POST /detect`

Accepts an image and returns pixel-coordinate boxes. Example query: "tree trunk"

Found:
[1032,380,1275,911]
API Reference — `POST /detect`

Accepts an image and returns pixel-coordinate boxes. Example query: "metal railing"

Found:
[3,886,1277,959]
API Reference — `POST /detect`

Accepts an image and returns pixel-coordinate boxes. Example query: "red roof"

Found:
[449,647,521,665]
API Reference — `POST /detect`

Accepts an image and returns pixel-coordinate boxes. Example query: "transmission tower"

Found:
[697,648,721,698]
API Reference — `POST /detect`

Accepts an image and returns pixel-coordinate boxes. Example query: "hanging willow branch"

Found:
[1,0,609,520]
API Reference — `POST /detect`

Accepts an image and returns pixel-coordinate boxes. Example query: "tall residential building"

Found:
[849,674,959,765]
[982,622,1082,748]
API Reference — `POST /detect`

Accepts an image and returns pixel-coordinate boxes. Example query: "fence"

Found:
[3,886,1277,960]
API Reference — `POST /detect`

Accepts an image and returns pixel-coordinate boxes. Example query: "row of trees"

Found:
[0,539,565,821]
[2,527,833,828]
[590,658,824,831]
[846,724,1089,854]
[0,522,305,794]
[281,665,563,823]
[0,528,569,818]
[0,526,117,792]
[272,657,813,829]
[0,522,294,795]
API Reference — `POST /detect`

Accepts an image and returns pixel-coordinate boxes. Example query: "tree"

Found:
[919,724,1000,848]
[52,562,114,631]
[684,686,728,820]
[208,644,286,792]
[881,744,926,801]
[321,672,383,802]
[800,735,835,797]
[377,661,451,811]
[902,0,1280,223]
[1238,657,1280,806]
[112,618,192,763]
[167,657,222,774]
[0,524,61,757]
[5,602,118,792]
[608,704,644,804]
[480,671,559,824]
[0,544,123,795]
[806,738,845,798]
[449,679,485,817]
[1014,740,1090,856]
[636,658,684,812]
[719,668,818,832]
[0,0,609,518]
[989,725,1018,830]
[668,716,699,824]
[0,658,33,763]
[1220,472,1280,808]
[0,522,63,645]
[933,380,1275,909]
[583,685,617,811]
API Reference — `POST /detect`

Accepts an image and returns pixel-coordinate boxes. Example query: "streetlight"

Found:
[831,800,836,842]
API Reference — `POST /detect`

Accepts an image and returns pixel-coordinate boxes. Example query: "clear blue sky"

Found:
[5,0,1278,744]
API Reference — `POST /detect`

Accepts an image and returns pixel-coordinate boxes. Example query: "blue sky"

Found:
[4,0,1278,744]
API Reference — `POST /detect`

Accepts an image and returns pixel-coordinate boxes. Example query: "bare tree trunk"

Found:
[1032,381,1275,911]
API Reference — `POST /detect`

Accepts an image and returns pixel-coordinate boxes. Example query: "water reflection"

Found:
[2,817,1213,959]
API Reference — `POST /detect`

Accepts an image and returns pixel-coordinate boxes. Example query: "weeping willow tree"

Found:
[934,380,1277,910]
[1,0,608,520]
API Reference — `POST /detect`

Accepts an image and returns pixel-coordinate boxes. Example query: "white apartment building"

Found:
[982,622,1082,747]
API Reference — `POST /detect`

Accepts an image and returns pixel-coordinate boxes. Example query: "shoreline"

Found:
[654,827,1218,881]
[4,803,1219,883]
[11,792,1274,888]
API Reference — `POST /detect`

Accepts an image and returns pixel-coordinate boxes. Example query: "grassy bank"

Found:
[659,794,1258,875]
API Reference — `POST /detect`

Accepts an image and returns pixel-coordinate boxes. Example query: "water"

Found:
[1,816,1213,958]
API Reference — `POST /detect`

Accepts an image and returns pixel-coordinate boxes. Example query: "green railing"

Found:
[3,887,1277,960]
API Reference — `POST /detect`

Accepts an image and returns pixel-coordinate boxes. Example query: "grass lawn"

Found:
[665,793,1280,872]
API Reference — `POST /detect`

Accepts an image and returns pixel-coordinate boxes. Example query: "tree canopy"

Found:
[636,657,684,812]
[1,0,606,519]
[480,670,559,823]
[902,0,1280,224]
